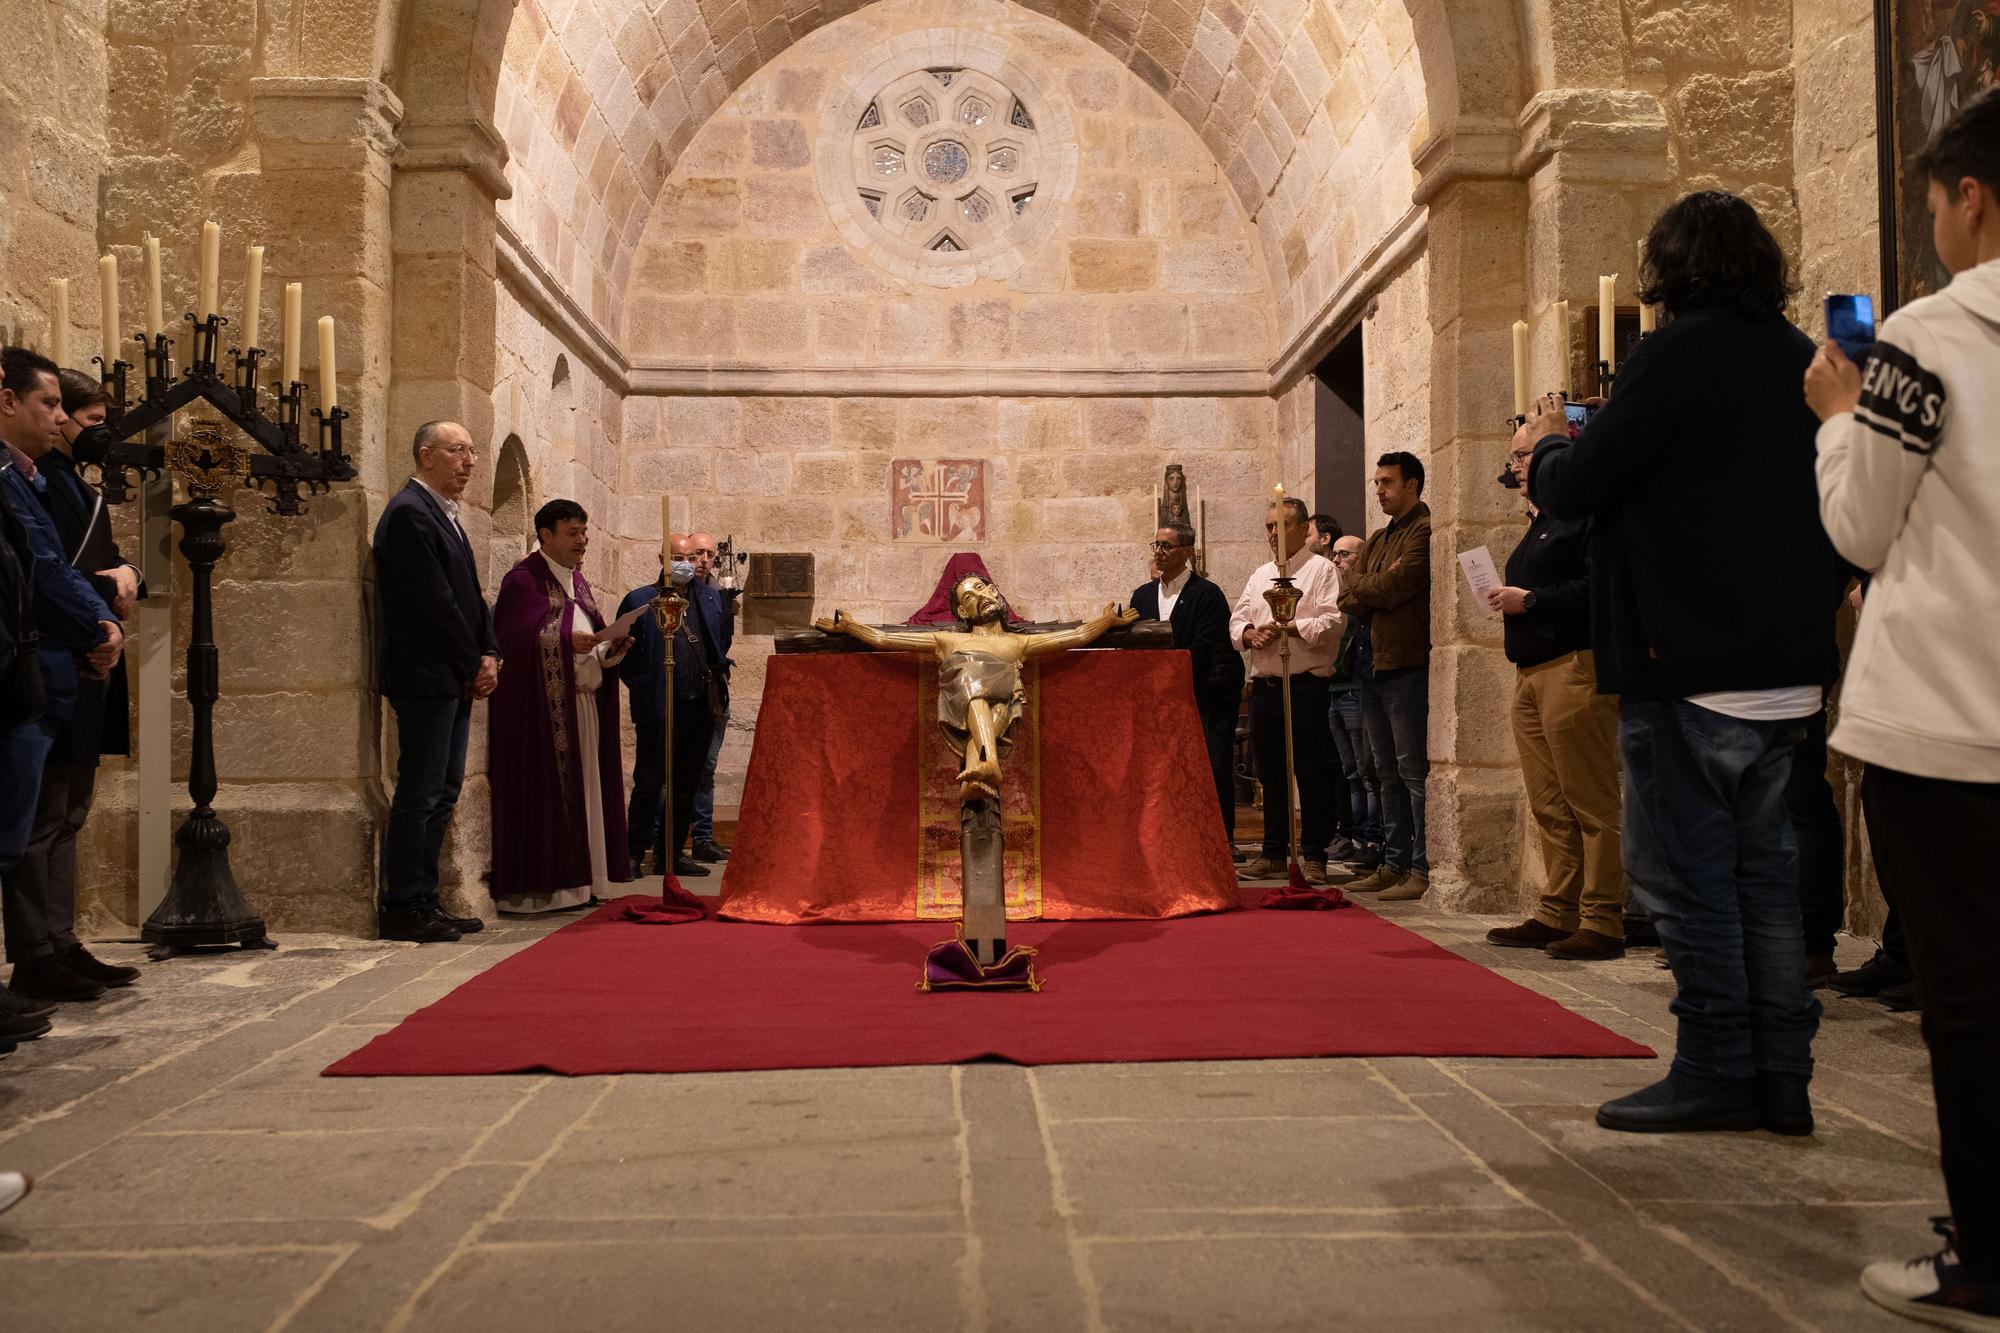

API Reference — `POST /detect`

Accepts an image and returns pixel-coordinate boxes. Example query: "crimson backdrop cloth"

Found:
[905,551,1023,625]
[324,894,1654,1076]
[716,651,1240,923]
[488,554,630,900]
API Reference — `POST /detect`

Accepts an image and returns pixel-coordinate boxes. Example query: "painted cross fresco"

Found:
[891,458,986,542]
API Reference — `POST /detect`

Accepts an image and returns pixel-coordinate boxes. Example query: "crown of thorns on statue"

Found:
[951,575,1014,631]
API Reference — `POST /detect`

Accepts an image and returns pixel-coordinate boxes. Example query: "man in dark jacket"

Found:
[0,348,121,1007]
[619,534,724,877]
[1527,191,1841,1137]
[371,421,501,943]
[1132,520,1245,844]
[1484,425,1625,963]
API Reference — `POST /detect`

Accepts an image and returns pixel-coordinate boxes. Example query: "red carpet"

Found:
[325,896,1652,1076]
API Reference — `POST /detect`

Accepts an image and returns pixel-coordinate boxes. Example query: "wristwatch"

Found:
[1521,590,1538,610]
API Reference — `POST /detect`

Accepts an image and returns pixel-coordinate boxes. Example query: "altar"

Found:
[715,648,1241,924]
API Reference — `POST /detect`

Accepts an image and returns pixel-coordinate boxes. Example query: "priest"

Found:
[488,499,634,914]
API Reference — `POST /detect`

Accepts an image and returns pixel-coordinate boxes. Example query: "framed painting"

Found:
[1875,0,1998,310]
[890,458,986,543]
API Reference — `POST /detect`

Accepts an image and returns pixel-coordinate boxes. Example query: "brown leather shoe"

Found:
[1347,866,1405,894]
[1546,928,1626,960]
[1238,857,1284,880]
[1377,872,1429,902]
[1486,919,1571,949]
[1300,859,1331,885]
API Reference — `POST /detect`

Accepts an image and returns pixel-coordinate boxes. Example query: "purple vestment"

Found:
[488,554,631,901]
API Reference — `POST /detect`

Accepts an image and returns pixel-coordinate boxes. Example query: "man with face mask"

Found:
[618,533,724,878]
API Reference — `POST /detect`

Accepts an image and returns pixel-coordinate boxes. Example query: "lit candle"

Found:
[1271,483,1285,560]
[197,221,220,322]
[281,283,302,384]
[1195,485,1203,543]
[317,315,337,415]
[1152,482,1159,534]
[49,279,69,368]
[98,255,119,365]
[1510,319,1530,417]
[661,493,672,571]
[1599,273,1617,370]
[143,233,163,340]
[241,245,264,350]
[1554,300,1571,395]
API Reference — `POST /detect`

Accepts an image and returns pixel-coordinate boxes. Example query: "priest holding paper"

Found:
[489,499,636,914]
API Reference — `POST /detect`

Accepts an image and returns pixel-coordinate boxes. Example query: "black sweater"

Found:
[1527,308,1841,701]
[1502,510,1592,669]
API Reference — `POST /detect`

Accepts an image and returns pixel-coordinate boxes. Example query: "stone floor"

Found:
[0,897,1941,1333]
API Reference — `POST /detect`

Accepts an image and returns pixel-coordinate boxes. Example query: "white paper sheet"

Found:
[1459,546,1502,608]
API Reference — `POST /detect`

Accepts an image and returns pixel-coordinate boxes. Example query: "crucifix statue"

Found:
[815,575,1137,966]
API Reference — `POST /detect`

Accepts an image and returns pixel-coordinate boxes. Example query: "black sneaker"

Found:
[1831,947,1913,998]
[9,956,106,1003]
[1860,1217,2000,1329]
[692,840,729,863]
[378,907,462,943]
[65,945,139,988]
[671,856,710,878]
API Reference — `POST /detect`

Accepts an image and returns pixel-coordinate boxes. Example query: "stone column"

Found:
[388,115,511,914]
[1413,94,1674,914]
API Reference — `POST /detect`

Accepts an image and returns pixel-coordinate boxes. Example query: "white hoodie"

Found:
[1816,258,2000,781]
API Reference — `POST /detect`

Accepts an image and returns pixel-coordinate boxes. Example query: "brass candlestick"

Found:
[1262,569,1304,873]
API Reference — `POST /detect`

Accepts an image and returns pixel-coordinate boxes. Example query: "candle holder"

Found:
[78,302,360,959]
[1596,360,1617,397]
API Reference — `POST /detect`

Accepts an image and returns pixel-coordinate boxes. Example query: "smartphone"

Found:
[1825,293,1876,365]
[1563,402,1595,433]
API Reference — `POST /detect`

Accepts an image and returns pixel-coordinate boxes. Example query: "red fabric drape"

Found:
[904,552,1024,625]
[716,651,1240,923]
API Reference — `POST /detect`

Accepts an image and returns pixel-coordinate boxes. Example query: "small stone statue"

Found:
[1159,463,1191,527]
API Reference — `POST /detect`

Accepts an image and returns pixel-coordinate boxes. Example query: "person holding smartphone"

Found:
[1806,90,2000,1330]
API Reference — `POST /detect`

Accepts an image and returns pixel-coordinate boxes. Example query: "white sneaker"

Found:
[1861,1218,2000,1330]
[0,1171,31,1217]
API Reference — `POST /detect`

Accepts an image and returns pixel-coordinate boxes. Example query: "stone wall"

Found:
[2,0,107,349]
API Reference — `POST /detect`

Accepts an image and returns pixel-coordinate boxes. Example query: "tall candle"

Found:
[1152,482,1159,532]
[1272,483,1285,559]
[1554,300,1571,395]
[660,493,672,571]
[281,283,302,384]
[1510,319,1530,416]
[317,315,337,415]
[1639,301,1657,335]
[241,245,264,349]
[143,233,163,340]
[1598,273,1617,370]
[50,279,69,368]
[197,221,220,322]
[98,256,119,365]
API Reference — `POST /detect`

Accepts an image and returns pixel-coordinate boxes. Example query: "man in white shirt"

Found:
[1228,498,1342,881]
[1132,521,1244,846]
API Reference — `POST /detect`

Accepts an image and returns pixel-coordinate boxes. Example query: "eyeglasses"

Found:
[1507,451,1534,464]
[428,445,478,461]
[1148,541,1184,552]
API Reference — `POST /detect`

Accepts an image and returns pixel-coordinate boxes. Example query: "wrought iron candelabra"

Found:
[86,311,358,958]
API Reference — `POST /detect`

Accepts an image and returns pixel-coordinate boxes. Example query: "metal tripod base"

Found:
[141,811,277,960]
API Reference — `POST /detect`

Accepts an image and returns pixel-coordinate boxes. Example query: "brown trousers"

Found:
[1511,650,1624,938]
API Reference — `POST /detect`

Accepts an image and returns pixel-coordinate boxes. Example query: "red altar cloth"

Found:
[717,650,1241,922]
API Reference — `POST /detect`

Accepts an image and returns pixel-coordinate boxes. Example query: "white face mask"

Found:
[669,560,696,587]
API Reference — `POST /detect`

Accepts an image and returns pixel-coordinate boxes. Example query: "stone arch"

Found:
[489,432,534,584]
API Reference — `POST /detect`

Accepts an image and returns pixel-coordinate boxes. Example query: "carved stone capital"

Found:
[1412,117,1521,206]
[248,77,405,156]
[1513,89,1673,186]
[397,117,513,201]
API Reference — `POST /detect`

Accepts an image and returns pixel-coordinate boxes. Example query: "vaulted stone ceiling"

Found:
[490,0,1427,349]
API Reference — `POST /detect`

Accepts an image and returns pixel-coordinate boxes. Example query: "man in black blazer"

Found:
[372,422,501,943]
[1131,520,1246,844]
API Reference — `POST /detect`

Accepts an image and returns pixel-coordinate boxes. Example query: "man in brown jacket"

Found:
[1335,452,1432,899]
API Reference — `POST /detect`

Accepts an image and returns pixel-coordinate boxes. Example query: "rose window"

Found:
[850,67,1041,254]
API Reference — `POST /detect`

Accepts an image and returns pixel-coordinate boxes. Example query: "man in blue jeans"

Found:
[1326,536,1381,867]
[1527,190,1842,1135]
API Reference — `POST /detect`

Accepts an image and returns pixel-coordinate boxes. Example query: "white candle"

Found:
[98,256,119,365]
[661,493,672,570]
[1639,301,1657,335]
[143,233,163,340]
[1510,319,1530,416]
[281,283,302,384]
[197,221,220,322]
[1271,483,1285,559]
[317,315,337,415]
[1599,273,1617,370]
[1554,300,1571,395]
[50,279,69,368]
[241,245,264,350]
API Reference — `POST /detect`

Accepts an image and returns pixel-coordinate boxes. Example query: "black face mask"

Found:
[69,423,112,467]
[1497,463,1520,490]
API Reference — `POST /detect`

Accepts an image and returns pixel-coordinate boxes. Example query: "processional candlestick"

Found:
[83,232,356,958]
[1262,486,1305,879]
